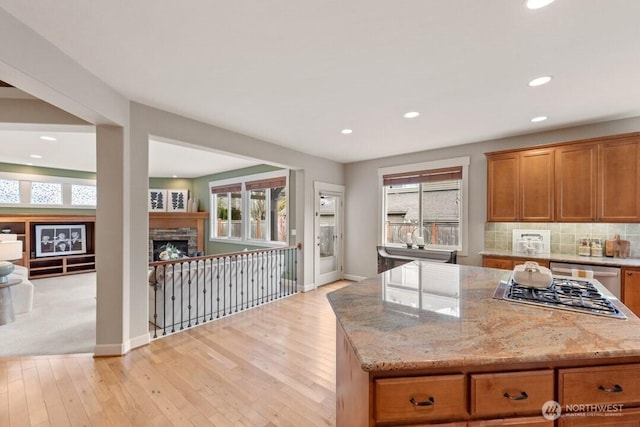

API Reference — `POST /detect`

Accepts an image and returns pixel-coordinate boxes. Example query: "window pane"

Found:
[31,182,62,205]
[230,192,242,238]
[0,179,20,203]
[271,186,286,242]
[71,184,97,205]
[384,183,419,245]
[216,194,229,237]
[249,189,266,240]
[421,181,460,246]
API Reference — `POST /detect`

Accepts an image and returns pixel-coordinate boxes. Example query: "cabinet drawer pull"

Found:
[409,396,435,407]
[503,391,528,400]
[598,384,624,393]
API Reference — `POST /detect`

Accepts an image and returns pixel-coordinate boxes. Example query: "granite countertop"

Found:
[480,249,640,267]
[327,261,640,373]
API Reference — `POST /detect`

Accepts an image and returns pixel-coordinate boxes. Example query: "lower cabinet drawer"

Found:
[374,374,467,424]
[470,370,554,417]
[469,416,554,426]
[559,364,640,406]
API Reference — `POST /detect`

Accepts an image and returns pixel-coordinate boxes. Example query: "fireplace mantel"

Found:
[149,212,209,253]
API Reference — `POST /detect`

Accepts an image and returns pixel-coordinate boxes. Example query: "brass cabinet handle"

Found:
[409,396,435,407]
[503,391,528,400]
[598,384,624,393]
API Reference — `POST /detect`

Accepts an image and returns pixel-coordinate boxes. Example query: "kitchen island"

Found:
[327,261,640,426]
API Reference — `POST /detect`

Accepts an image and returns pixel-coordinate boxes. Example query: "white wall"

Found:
[344,116,640,279]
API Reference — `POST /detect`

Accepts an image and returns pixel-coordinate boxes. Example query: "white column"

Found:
[95,125,128,355]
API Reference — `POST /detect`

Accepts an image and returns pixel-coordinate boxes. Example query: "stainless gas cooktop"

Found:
[494,276,627,320]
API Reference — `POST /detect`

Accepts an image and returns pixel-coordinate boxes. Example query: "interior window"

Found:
[0,179,20,204]
[71,184,97,206]
[31,182,63,205]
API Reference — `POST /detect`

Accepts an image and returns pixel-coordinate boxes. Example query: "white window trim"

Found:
[209,170,289,247]
[0,171,96,209]
[378,156,470,257]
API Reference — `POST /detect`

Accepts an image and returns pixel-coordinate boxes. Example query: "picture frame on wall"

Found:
[35,224,87,257]
[167,189,189,212]
[149,189,167,212]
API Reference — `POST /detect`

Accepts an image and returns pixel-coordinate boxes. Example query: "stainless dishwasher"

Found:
[549,261,621,298]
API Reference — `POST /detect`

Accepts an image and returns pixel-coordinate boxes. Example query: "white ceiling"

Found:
[1,1,640,167]
[0,122,261,177]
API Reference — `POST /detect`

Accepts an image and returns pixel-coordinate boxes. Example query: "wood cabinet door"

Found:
[623,268,640,317]
[598,137,640,221]
[482,257,514,270]
[487,153,519,221]
[555,143,597,221]
[519,149,554,221]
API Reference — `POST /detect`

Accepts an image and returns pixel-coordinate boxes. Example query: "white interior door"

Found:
[314,182,344,287]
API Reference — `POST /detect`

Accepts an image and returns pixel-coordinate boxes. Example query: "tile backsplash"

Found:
[484,222,640,258]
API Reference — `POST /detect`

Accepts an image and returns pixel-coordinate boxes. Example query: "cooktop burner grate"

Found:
[494,277,627,320]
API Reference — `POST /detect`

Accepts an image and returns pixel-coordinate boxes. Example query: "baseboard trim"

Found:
[298,282,316,292]
[93,343,127,357]
[129,332,151,350]
[93,332,151,357]
[344,274,367,282]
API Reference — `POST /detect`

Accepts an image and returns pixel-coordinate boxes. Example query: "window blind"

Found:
[245,176,286,191]
[211,183,242,194]
[383,166,462,186]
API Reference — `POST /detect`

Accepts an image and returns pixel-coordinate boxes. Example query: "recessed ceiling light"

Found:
[526,0,555,10]
[531,116,548,123]
[40,136,57,141]
[528,76,552,87]
[403,111,420,119]
[29,154,43,159]
[341,129,353,135]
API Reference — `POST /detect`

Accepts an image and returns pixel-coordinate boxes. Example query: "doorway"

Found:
[314,182,345,287]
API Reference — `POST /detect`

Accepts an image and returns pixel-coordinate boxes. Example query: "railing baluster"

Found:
[149,246,298,339]
[216,257,221,319]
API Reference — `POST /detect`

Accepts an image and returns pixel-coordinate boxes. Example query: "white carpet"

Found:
[0,272,96,357]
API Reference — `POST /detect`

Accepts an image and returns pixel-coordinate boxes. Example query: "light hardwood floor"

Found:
[0,281,350,427]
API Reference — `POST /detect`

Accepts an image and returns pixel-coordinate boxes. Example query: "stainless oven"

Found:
[549,261,621,299]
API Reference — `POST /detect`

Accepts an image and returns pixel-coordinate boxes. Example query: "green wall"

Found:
[148,177,193,192]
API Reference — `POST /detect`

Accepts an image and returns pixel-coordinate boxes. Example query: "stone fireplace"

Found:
[148,212,209,261]
[150,238,191,261]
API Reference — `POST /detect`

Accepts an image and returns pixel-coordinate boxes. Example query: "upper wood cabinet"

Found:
[487,132,640,222]
[599,137,640,221]
[555,142,598,221]
[487,152,519,221]
[486,149,553,222]
[520,149,554,221]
